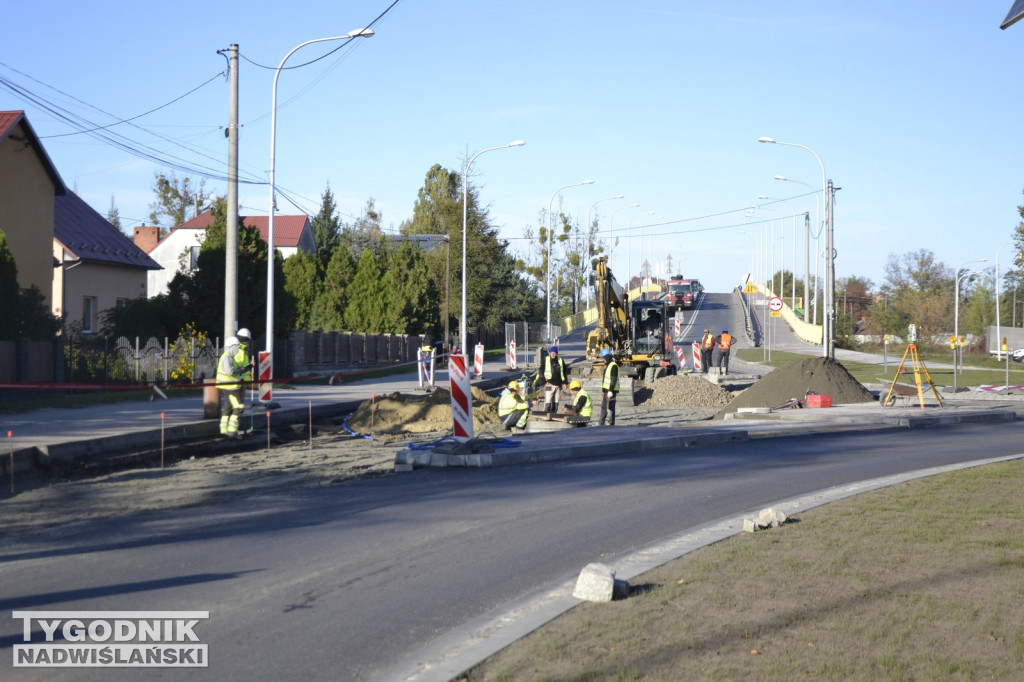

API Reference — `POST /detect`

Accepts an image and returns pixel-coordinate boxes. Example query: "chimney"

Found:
[133,225,160,253]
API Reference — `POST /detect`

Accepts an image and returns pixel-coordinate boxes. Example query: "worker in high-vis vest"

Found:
[498,380,532,431]
[598,348,620,426]
[563,379,593,426]
[216,328,253,437]
[700,328,716,374]
[713,328,733,376]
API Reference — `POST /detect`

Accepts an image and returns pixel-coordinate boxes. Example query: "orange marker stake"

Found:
[267,411,272,452]
[7,430,13,494]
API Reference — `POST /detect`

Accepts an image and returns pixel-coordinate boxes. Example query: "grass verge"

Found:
[463,458,1024,681]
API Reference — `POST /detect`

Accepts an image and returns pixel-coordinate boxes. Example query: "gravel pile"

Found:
[714,356,874,419]
[635,374,733,408]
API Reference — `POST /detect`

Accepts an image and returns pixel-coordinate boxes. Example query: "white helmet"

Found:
[236,327,251,342]
[226,336,239,348]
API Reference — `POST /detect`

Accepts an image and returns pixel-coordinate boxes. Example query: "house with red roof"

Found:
[135,210,314,298]
[54,192,160,334]
[0,110,67,308]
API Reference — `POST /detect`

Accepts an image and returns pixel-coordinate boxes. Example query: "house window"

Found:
[189,246,201,271]
[82,296,97,334]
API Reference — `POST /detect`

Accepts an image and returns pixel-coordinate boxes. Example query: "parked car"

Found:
[1012,348,1024,362]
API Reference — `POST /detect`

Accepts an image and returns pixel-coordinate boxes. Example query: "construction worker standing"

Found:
[563,379,593,426]
[498,380,532,431]
[714,328,733,375]
[216,328,253,438]
[700,328,715,374]
[534,345,568,413]
[598,348,620,426]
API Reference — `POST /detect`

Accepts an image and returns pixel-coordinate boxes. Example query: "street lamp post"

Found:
[996,241,1014,362]
[954,258,987,389]
[608,203,640,270]
[759,195,801,309]
[546,179,594,343]
[628,211,654,291]
[760,137,830,357]
[461,140,525,353]
[775,175,816,323]
[266,27,374,394]
[585,195,624,306]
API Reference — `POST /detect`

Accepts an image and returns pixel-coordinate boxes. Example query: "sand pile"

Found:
[346,386,500,438]
[635,374,733,408]
[715,356,874,419]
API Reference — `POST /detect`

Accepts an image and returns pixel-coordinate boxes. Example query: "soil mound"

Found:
[715,356,874,419]
[635,374,733,408]
[346,386,500,438]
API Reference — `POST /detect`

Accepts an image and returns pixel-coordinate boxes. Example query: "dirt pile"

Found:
[715,356,874,419]
[635,374,733,408]
[346,386,500,438]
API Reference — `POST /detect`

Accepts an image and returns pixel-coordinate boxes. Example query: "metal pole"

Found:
[224,44,239,344]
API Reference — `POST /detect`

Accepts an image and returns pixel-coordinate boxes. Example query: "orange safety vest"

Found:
[718,333,732,349]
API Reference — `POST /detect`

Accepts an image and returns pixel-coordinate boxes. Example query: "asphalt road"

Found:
[2,421,1021,681]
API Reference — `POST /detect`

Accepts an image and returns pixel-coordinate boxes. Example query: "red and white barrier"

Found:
[674,316,681,338]
[508,341,517,370]
[675,345,687,370]
[258,351,272,402]
[691,342,702,372]
[474,344,484,377]
[449,354,474,440]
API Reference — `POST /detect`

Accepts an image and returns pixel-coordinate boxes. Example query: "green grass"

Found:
[735,347,1024,389]
[463,458,1024,682]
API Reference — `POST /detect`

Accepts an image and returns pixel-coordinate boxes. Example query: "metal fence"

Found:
[64,335,220,386]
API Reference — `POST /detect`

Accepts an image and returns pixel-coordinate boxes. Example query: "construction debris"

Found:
[743,507,789,533]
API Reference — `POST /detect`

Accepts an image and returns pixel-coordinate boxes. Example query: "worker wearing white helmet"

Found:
[497,380,532,431]
[215,328,254,438]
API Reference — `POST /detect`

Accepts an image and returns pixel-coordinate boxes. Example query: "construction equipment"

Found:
[585,256,675,381]
[664,275,695,311]
[881,344,943,409]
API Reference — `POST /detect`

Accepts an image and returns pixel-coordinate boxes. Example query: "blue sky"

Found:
[4,1,1024,294]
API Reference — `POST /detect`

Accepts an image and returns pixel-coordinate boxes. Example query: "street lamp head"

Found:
[347,28,375,38]
[758,137,777,144]
[758,195,770,200]
[509,140,526,147]
[613,194,624,199]
[773,175,786,180]
[583,179,595,185]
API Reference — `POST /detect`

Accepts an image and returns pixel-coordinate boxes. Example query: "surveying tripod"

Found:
[881,344,942,409]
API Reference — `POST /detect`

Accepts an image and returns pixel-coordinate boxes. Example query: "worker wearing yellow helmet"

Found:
[498,380,532,431]
[563,379,593,426]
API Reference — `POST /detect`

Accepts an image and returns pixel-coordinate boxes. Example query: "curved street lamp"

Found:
[584,195,624,306]
[460,140,525,353]
[265,27,374,398]
[759,137,831,357]
[546,179,594,343]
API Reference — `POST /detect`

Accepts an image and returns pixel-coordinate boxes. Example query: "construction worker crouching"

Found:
[562,379,592,427]
[533,345,568,413]
[498,380,532,432]
[216,328,254,438]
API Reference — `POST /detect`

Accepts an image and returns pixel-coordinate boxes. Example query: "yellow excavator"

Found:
[585,256,675,382]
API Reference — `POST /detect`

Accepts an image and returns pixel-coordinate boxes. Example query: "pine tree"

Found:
[344,249,385,333]
[311,184,341,270]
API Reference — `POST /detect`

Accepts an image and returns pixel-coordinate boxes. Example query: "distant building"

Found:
[53,192,160,334]
[137,211,314,298]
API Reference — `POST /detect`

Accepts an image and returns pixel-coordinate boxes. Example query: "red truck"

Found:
[665,276,695,311]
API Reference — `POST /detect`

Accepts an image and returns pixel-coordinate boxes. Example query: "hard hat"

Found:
[226,336,239,347]
[722,329,728,333]
[509,380,520,391]
[600,348,612,358]
[569,380,582,390]
[237,327,251,341]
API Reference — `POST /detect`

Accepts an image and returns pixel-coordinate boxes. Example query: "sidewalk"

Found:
[0,354,521,472]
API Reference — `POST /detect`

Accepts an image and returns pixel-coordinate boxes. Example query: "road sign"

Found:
[768,296,783,312]
[742,281,757,295]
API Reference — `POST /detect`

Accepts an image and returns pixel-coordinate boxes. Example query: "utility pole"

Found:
[223,44,240,343]
[825,180,836,359]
